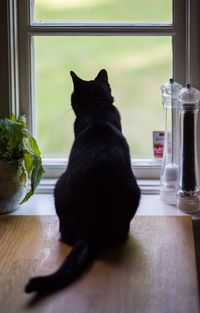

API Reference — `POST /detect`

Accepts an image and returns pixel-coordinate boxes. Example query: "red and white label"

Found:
[153,131,164,159]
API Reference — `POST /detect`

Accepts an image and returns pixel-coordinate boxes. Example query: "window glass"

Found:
[34,0,172,23]
[35,36,172,158]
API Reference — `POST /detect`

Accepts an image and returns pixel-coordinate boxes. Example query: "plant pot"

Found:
[0,162,27,214]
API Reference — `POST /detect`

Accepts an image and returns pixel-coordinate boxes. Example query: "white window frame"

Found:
[2,0,200,191]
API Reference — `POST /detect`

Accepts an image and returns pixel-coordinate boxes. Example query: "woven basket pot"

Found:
[0,162,27,214]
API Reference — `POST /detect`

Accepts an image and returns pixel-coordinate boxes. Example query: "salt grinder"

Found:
[160,79,182,204]
[177,84,200,214]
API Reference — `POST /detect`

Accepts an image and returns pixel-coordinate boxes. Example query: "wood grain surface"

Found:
[0,216,199,313]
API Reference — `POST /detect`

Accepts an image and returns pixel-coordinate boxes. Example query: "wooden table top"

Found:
[0,215,199,313]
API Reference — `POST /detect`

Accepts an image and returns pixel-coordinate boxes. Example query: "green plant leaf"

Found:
[31,158,45,193]
[20,156,44,204]
[24,152,33,176]
[11,114,17,122]
[17,115,27,128]
[20,189,33,205]
[30,135,41,157]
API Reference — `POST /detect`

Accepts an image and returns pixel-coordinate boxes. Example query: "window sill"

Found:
[11,180,188,216]
[16,177,192,216]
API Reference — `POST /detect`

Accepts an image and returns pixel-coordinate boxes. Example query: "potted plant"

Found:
[0,114,44,213]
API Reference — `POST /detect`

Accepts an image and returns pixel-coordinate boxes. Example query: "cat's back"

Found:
[70,118,131,171]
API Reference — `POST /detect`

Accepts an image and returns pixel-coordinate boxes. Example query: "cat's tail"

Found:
[25,240,98,293]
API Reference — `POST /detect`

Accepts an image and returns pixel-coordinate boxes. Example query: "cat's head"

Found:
[70,69,113,115]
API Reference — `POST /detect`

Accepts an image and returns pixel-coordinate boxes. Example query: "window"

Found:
[2,0,200,185]
[35,35,172,159]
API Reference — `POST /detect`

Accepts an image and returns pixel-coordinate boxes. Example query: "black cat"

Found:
[25,69,141,293]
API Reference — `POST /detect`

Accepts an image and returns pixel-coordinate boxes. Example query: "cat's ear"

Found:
[70,71,83,90]
[95,69,109,84]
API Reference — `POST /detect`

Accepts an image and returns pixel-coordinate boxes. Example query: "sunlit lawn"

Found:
[34,0,172,158]
[35,0,172,22]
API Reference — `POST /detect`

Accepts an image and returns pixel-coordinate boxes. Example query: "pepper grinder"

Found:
[160,79,182,205]
[177,84,200,214]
